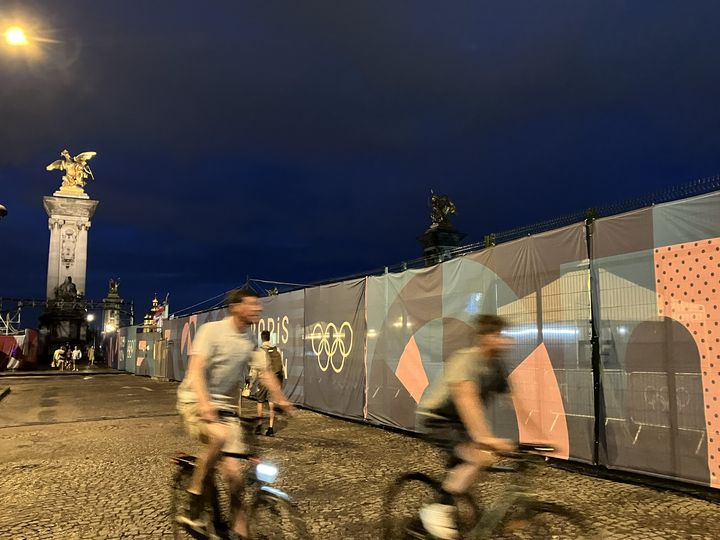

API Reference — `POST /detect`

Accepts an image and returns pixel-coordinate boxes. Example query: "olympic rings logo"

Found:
[309,322,353,373]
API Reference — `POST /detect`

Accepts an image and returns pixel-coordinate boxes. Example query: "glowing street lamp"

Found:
[4,26,29,46]
[0,204,7,219]
[86,313,95,322]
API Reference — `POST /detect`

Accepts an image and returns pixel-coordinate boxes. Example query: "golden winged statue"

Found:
[46,149,97,195]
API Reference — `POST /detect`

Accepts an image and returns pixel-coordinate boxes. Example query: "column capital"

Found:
[48,217,65,230]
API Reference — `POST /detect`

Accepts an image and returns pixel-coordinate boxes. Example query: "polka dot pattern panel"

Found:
[655,238,720,487]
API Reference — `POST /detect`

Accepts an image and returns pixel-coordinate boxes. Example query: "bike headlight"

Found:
[255,462,279,483]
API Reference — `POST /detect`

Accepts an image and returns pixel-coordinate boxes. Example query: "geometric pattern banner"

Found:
[656,237,720,487]
[461,223,593,462]
[164,308,226,381]
[366,265,443,429]
[366,223,593,464]
[593,191,720,487]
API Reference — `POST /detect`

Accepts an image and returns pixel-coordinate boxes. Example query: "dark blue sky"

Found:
[2,1,720,317]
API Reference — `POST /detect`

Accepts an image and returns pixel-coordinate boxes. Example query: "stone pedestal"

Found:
[418,226,467,266]
[43,195,99,300]
[39,297,89,362]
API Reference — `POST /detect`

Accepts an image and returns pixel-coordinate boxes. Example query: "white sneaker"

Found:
[419,503,459,540]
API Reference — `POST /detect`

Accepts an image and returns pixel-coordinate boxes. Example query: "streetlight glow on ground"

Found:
[4,26,29,46]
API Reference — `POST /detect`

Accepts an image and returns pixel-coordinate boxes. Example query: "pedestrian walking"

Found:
[71,345,82,371]
[254,330,285,437]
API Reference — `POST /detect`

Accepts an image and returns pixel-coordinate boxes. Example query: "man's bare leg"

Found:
[268,402,275,429]
[188,423,226,495]
[256,401,264,431]
[221,457,249,538]
[442,443,491,494]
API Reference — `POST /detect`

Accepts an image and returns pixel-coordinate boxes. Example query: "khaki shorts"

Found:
[256,371,284,403]
[177,401,247,455]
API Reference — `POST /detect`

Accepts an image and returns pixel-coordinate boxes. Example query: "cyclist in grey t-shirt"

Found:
[177,288,294,539]
[416,315,516,540]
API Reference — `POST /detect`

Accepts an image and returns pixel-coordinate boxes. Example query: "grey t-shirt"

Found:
[417,347,510,422]
[178,317,264,406]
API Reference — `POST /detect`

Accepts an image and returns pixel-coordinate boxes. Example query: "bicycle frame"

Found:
[467,448,556,538]
[468,472,534,537]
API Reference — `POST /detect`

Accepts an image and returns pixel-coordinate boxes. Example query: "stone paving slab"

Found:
[1,375,719,539]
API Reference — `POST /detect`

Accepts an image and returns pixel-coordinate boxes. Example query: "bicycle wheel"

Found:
[248,488,309,540]
[382,472,480,540]
[516,501,600,540]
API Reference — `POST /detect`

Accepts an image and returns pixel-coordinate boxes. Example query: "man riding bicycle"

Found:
[416,314,516,540]
[176,288,294,540]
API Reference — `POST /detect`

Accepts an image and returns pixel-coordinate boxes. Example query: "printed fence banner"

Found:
[134,332,165,377]
[303,279,367,419]
[165,308,227,381]
[257,290,305,404]
[460,223,593,462]
[366,265,443,429]
[123,328,138,374]
[109,188,720,489]
[117,327,128,371]
[593,191,720,486]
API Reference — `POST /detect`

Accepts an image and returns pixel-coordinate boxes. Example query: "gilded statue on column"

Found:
[46,149,97,195]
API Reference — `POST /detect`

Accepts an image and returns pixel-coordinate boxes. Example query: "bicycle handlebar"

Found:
[471,441,555,459]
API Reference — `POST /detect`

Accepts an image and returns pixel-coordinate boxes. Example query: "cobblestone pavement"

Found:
[1,374,719,539]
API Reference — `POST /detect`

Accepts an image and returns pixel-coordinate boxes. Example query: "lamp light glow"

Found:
[4,26,29,46]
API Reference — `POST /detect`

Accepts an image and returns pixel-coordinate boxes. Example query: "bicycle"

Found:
[382,443,600,539]
[170,411,309,540]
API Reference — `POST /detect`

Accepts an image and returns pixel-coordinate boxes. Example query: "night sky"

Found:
[2,1,720,319]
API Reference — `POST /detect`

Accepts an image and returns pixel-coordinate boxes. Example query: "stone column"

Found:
[74,222,91,296]
[46,217,63,298]
[43,195,99,300]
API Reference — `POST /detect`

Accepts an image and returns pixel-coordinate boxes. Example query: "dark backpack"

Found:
[265,346,283,373]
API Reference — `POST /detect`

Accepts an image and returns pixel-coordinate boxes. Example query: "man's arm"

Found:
[187,353,216,421]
